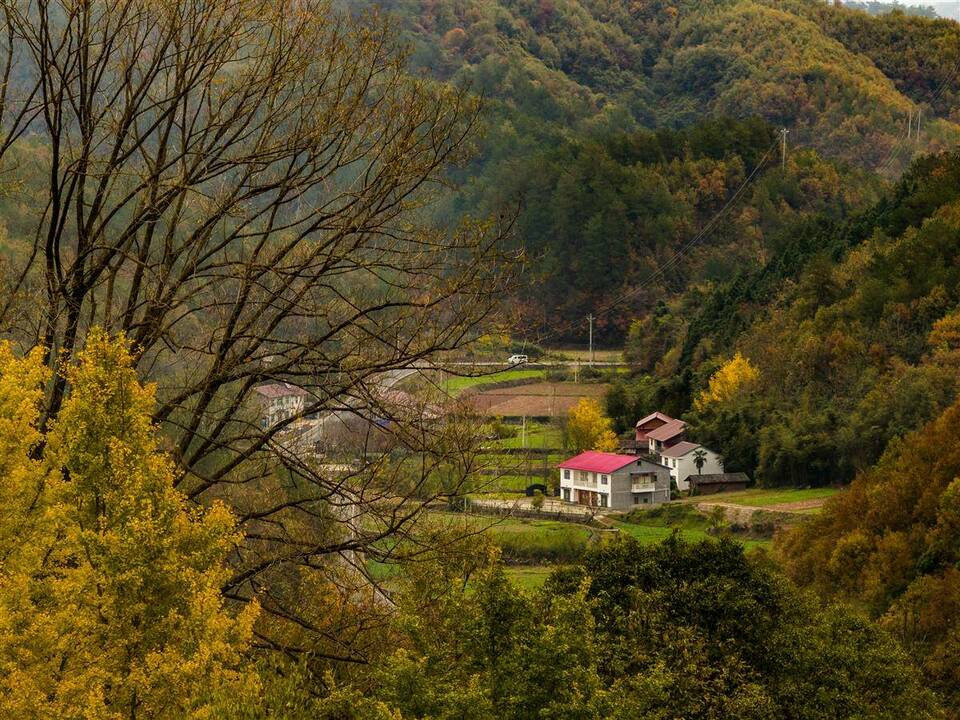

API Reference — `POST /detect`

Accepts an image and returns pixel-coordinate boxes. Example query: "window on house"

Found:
[600,474,608,485]
[562,488,570,501]
[642,497,649,504]
[632,495,639,505]
[563,469,571,480]
[599,494,607,508]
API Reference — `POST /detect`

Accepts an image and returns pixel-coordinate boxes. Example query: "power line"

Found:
[529,137,781,347]
[520,4,959,347]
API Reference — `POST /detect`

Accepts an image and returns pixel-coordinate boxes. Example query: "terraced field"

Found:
[469,382,607,417]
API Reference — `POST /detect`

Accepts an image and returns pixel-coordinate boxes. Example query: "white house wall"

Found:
[665,450,723,491]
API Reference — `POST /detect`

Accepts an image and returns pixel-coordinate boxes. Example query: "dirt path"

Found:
[694,498,828,515]
[765,498,828,512]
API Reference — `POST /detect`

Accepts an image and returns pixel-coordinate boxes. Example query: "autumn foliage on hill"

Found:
[349,0,960,338]
[612,150,960,487]
[777,395,960,712]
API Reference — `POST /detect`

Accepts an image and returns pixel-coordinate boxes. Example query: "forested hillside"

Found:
[350,0,960,336]
[2,0,960,716]
[609,150,960,486]
[778,394,960,710]
[363,0,960,149]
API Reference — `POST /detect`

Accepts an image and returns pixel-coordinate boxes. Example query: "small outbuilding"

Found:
[688,472,750,496]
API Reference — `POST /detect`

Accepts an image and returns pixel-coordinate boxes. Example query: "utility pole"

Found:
[587,313,594,366]
[907,110,913,141]
[780,127,789,170]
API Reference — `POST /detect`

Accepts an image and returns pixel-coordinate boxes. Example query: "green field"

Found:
[493,422,564,449]
[485,518,592,563]
[697,487,841,508]
[612,503,772,551]
[504,565,553,590]
[471,449,563,492]
[369,504,777,591]
[472,475,536,492]
[443,368,544,395]
[548,348,623,362]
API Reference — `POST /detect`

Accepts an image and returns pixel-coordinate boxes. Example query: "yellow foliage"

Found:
[0,329,258,719]
[694,352,760,411]
[929,309,960,353]
[567,398,618,452]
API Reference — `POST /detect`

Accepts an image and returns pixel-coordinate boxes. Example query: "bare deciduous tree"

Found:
[0,0,514,664]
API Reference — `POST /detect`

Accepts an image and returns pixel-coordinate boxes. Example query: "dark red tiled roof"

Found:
[634,411,675,428]
[646,419,686,442]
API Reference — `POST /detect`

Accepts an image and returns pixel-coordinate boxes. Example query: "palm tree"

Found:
[693,448,708,474]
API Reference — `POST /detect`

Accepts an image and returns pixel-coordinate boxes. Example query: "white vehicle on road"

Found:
[507,354,529,365]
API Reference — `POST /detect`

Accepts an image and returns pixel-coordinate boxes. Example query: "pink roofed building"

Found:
[558,451,670,510]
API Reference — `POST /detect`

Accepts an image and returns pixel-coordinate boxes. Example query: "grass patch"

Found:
[614,522,710,544]
[472,474,541,493]
[613,503,771,551]
[488,519,592,563]
[548,348,623,362]
[504,565,554,590]
[466,491,527,501]
[422,511,592,564]
[701,487,841,508]
[443,369,544,395]
[494,422,564,450]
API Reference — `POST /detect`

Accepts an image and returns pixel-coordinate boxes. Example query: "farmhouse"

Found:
[634,411,675,444]
[659,441,724,492]
[558,451,670,510]
[253,382,309,428]
[634,412,687,455]
[644,416,687,454]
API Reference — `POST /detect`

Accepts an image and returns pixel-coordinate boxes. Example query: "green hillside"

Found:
[350,0,960,337]
[365,0,960,166]
[610,150,960,487]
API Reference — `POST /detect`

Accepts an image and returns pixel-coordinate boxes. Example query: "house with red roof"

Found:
[634,411,675,445]
[558,451,670,510]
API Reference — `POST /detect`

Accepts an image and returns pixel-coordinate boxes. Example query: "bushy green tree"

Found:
[327,535,941,719]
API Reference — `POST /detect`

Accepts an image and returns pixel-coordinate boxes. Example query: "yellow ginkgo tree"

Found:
[0,330,259,719]
[566,398,619,453]
[694,352,760,411]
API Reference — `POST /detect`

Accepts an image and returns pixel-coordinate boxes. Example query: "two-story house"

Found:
[646,417,687,455]
[634,411,675,446]
[558,451,671,510]
[253,382,309,428]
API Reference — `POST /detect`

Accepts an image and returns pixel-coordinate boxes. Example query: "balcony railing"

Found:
[631,483,656,493]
